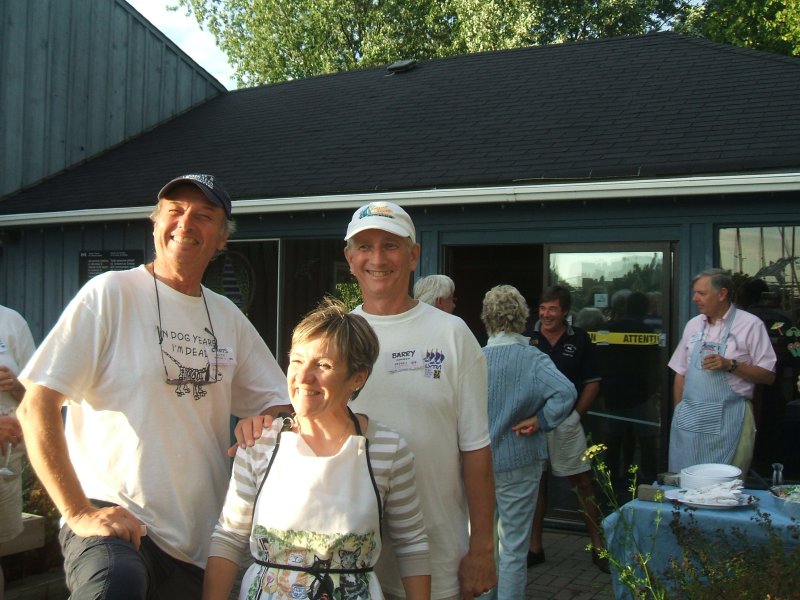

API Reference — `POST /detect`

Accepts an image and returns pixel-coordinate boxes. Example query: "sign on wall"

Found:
[79,250,144,286]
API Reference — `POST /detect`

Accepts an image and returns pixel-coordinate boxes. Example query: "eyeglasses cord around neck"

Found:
[152,264,218,384]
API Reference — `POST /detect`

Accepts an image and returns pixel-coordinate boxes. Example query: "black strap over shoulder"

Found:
[251,410,383,535]
[350,409,384,538]
[251,414,293,521]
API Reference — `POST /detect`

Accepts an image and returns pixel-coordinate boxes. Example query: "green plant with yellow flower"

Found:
[583,443,800,599]
[582,443,668,600]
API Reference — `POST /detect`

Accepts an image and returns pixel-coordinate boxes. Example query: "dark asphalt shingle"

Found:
[2,32,799,215]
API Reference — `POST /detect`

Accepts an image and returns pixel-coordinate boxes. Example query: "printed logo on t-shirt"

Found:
[0,339,6,353]
[424,349,445,379]
[561,343,577,358]
[158,325,222,400]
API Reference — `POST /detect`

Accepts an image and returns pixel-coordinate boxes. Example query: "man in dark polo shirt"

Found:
[526,285,609,572]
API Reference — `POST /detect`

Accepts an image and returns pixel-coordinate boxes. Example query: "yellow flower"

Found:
[582,443,608,461]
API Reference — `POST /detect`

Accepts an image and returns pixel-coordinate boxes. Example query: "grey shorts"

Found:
[544,410,590,477]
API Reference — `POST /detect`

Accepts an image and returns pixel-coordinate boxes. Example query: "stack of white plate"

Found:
[680,463,741,490]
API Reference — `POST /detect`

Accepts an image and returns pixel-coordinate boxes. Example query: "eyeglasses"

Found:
[153,268,219,400]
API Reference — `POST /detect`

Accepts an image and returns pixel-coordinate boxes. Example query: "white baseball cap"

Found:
[344,201,416,244]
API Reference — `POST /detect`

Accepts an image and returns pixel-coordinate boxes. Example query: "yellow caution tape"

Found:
[588,331,665,346]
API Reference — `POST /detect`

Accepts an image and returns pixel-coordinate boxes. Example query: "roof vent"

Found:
[386,59,418,74]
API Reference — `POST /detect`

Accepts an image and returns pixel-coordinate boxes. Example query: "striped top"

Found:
[209,417,430,579]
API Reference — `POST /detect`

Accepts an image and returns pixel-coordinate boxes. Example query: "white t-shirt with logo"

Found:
[352,301,489,599]
[21,265,289,567]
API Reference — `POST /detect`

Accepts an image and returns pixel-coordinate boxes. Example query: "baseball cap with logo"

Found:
[344,201,416,244]
[158,174,232,220]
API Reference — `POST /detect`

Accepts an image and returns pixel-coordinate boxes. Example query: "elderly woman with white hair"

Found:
[413,275,456,314]
[480,285,576,600]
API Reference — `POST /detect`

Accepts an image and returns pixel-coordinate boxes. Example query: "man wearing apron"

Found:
[668,269,776,474]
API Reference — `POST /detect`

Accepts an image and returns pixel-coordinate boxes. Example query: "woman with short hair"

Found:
[480,285,575,600]
[204,297,430,600]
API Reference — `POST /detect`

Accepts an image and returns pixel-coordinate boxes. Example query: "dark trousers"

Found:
[59,522,204,599]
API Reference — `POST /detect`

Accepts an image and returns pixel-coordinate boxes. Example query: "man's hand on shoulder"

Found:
[67,505,146,549]
[229,415,274,456]
[229,404,292,456]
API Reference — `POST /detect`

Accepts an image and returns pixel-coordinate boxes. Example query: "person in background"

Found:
[204,297,430,600]
[18,174,289,599]
[668,268,776,474]
[574,307,605,331]
[736,277,797,471]
[480,285,574,599]
[344,201,496,599]
[0,303,35,599]
[601,291,660,488]
[413,275,456,314]
[527,286,609,573]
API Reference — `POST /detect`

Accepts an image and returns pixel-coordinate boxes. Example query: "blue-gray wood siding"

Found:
[1,193,798,343]
[0,0,225,199]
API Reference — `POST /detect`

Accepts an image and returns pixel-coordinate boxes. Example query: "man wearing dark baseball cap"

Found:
[158,173,233,220]
[18,174,289,598]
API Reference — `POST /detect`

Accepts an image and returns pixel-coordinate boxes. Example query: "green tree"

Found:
[174,0,458,86]
[452,0,680,52]
[675,0,800,56]
[175,0,681,85]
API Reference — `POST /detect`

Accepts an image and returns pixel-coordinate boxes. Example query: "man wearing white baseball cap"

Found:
[344,201,497,599]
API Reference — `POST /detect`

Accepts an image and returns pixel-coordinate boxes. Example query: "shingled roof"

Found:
[2,32,799,216]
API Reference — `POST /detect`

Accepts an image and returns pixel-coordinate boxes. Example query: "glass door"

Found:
[546,243,675,496]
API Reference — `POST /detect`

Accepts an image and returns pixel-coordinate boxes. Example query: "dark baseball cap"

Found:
[158,174,232,219]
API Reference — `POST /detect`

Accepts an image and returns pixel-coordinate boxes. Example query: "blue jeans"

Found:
[486,460,545,600]
[59,519,203,599]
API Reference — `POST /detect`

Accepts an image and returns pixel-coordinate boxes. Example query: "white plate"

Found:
[663,489,758,509]
[681,463,741,477]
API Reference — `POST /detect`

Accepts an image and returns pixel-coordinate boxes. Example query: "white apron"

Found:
[669,307,746,472]
[239,413,383,600]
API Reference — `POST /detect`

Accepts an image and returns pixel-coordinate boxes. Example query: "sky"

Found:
[125,0,236,90]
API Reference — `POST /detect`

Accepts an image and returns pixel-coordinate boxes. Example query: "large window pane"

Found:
[718,227,800,479]
[549,248,670,489]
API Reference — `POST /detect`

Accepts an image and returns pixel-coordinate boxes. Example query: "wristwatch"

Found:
[727,359,739,373]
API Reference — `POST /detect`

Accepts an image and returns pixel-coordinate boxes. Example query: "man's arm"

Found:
[458,445,497,599]
[700,354,776,386]
[724,359,775,385]
[17,383,144,547]
[673,373,685,408]
[573,381,600,417]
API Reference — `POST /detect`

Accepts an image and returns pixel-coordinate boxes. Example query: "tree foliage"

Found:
[674,0,800,56]
[174,0,459,86]
[173,0,799,86]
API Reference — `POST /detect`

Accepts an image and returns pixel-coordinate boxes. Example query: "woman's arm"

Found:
[202,556,240,600]
[401,574,432,600]
[378,428,431,594]
[206,432,278,598]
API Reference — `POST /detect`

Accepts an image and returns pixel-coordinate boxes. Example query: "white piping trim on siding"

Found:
[2,172,799,227]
